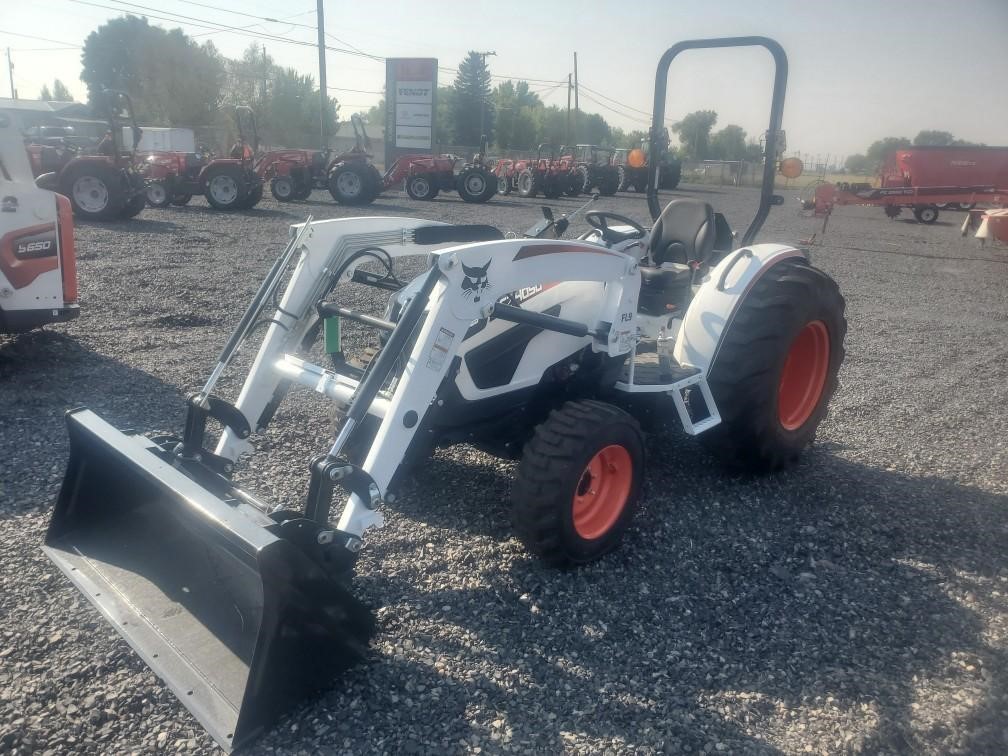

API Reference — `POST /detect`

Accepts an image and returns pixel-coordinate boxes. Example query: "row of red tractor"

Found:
[24,91,680,222]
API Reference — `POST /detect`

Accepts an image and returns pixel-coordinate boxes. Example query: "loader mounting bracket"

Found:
[304,455,382,525]
[182,392,251,453]
[268,511,362,583]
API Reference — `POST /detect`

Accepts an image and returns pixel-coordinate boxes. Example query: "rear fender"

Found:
[674,243,805,372]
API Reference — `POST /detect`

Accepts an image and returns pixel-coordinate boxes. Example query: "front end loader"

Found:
[43,37,846,751]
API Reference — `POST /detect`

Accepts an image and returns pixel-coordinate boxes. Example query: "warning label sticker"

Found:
[426,327,455,371]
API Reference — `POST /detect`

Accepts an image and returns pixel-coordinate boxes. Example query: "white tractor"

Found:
[0,111,79,334]
[43,38,844,751]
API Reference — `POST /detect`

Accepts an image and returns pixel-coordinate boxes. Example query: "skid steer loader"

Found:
[43,38,846,751]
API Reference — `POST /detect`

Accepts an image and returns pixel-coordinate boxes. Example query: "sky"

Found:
[3,0,1007,162]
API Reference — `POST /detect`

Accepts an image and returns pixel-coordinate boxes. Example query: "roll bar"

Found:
[646,37,788,246]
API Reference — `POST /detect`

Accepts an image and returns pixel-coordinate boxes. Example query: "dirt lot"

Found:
[2,186,1006,755]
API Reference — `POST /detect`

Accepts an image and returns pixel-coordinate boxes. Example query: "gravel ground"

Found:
[2,186,1007,755]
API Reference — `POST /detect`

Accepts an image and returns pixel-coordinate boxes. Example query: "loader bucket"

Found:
[43,408,374,752]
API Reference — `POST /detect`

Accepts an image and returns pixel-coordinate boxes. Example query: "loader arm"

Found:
[215,219,640,536]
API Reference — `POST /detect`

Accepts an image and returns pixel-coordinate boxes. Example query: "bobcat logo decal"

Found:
[461,260,491,303]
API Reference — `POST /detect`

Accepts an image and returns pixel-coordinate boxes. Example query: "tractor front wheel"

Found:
[145,180,172,208]
[913,205,939,224]
[512,400,645,566]
[699,259,846,472]
[271,176,295,201]
[170,193,192,206]
[497,176,511,195]
[406,174,438,201]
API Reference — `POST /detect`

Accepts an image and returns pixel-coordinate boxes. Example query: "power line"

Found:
[327,85,383,95]
[0,30,81,47]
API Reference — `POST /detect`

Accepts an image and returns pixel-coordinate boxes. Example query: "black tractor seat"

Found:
[647,198,716,266]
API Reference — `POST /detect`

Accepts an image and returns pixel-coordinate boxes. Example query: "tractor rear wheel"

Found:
[617,166,629,192]
[328,163,374,206]
[699,259,846,472]
[203,165,247,210]
[406,174,438,201]
[565,172,582,197]
[577,165,592,194]
[516,169,538,198]
[271,176,295,201]
[62,163,125,221]
[145,180,171,208]
[237,182,263,209]
[598,170,620,196]
[512,400,645,566]
[497,176,511,195]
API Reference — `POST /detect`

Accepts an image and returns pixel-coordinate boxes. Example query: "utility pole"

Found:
[475,51,496,142]
[573,52,579,145]
[6,48,16,99]
[566,73,572,145]
[316,0,327,151]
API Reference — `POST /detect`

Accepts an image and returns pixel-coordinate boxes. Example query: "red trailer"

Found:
[808,146,1008,224]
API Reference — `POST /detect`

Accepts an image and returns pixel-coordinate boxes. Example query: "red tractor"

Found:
[326,124,496,204]
[31,90,147,221]
[513,144,579,199]
[490,157,516,195]
[142,106,263,211]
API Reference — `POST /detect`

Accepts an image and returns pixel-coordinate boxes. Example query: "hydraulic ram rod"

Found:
[327,264,442,459]
[196,217,314,405]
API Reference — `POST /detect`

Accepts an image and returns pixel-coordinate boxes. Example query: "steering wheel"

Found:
[585,211,647,243]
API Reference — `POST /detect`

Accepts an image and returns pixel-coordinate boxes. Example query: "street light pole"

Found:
[316,0,328,151]
[475,50,496,142]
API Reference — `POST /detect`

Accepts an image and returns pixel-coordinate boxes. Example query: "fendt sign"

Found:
[385,58,437,166]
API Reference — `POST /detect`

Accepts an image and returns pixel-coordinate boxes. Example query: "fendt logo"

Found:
[398,87,430,98]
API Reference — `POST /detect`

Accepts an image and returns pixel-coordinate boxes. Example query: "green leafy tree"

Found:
[913,130,955,146]
[866,136,912,168]
[844,154,873,174]
[81,15,225,125]
[671,110,718,159]
[493,80,542,150]
[39,84,52,101]
[451,51,494,146]
[709,124,747,160]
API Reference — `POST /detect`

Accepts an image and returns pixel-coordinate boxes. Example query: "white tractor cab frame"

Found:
[0,112,78,333]
[43,38,845,751]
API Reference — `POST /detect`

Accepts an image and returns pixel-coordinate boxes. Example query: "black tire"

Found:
[915,205,939,224]
[203,165,247,210]
[170,193,192,206]
[328,163,374,206]
[511,400,645,567]
[565,172,582,197]
[660,162,682,190]
[577,165,592,194]
[597,169,619,196]
[516,169,539,198]
[242,182,263,209]
[457,167,495,203]
[617,165,629,192]
[884,205,901,219]
[294,182,313,200]
[497,176,511,195]
[61,162,125,221]
[699,259,846,472]
[120,191,146,218]
[145,180,172,208]
[542,177,564,199]
[406,174,438,201]
[270,176,296,201]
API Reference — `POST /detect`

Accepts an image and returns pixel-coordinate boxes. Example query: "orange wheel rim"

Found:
[572,445,633,540]
[778,320,830,431]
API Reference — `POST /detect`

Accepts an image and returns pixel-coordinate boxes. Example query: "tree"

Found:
[52,80,74,101]
[914,130,955,146]
[81,15,225,125]
[671,110,717,159]
[865,136,912,168]
[709,124,747,161]
[492,80,543,150]
[844,154,873,175]
[39,84,52,101]
[451,51,494,146]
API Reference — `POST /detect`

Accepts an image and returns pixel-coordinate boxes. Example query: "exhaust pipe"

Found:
[44,408,374,751]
